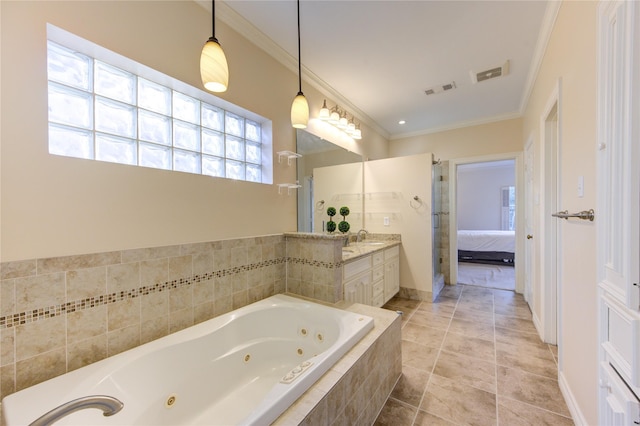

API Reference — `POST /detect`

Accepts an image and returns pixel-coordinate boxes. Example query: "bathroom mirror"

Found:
[296,129,363,233]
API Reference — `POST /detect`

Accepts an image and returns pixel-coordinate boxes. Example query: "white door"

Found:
[597,0,640,422]
[524,138,535,306]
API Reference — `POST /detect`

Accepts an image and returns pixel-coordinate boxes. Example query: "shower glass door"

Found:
[432,162,442,279]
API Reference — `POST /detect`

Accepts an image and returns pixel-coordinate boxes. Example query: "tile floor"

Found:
[374,284,574,426]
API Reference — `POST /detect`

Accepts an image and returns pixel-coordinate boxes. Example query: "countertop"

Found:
[341,240,401,261]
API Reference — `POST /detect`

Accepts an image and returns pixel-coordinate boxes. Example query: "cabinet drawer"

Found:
[372,252,384,266]
[384,245,400,260]
[372,292,384,308]
[373,279,384,297]
[372,265,384,282]
[343,255,372,281]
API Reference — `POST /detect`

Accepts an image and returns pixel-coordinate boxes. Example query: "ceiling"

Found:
[209,1,552,140]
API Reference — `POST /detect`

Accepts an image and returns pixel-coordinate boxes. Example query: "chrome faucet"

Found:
[356,229,369,243]
[30,395,124,426]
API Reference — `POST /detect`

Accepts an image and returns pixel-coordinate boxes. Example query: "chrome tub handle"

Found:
[30,395,123,426]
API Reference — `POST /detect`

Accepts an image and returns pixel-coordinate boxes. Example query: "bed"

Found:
[457,230,515,266]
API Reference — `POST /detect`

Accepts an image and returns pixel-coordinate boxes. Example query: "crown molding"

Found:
[519,0,562,114]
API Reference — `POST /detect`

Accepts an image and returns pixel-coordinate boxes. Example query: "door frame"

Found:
[524,134,535,307]
[449,152,524,293]
[538,79,562,346]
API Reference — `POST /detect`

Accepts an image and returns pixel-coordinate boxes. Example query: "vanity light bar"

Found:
[319,100,362,140]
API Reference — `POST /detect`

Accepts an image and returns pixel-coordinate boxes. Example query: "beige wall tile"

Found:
[232,271,248,293]
[15,273,65,312]
[1,279,16,316]
[66,267,106,300]
[214,276,233,299]
[230,247,248,268]
[141,316,168,344]
[232,291,248,309]
[214,248,231,270]
[1,329,15,366]
[1,364,16,401]
[15,316,65,361]
[38,252,121,274]
[140,258,168,287]
[169,286,192,313]
[107,262,140,293]
[107,324,140,356]
[247,244,262,264]
[141,291,168,322]
[193,278,214,303]
[67,335,107,372]
[214,295,232,316]
[194,302,214,324]
[121,245,180,263]
[107,298,140,331]
[169,308,194,333]
[168,255,192,281]
[193,252,214,276]
[15,348,66,391]
[0,260,37,280]
[67,305,107,343]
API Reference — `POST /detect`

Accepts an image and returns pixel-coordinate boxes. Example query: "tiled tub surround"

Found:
[274,301,402,425]
[0,235,286,403]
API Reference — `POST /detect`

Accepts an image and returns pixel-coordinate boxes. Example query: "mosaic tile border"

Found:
[0,258,285,330]
[286,257,344,269]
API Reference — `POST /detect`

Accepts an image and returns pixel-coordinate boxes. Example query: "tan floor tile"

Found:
[496,341,558,379]
[385,297,421,311]
[417,301,456,317]
[447,317,494,341]
[494,303,532,319]
[498,396,574,425]
[453,307,494,325]
[402,323,447,348]
[374,397,417,426]
[457,299,494,313]
[391,365,430,407]
[413,410,458,425]
[420,374,497,426]
[496,365,571,417]
[442,331,495,362]
[407,310,451,330]
[438,285,463,299]
[402,340,440,372]
[495,326,542,347]
[433,350,496,393]
[495,313,538,334]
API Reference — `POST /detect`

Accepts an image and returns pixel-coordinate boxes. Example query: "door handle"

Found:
[527,234,533,239]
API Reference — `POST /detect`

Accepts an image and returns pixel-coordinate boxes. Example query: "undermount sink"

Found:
[360,241,384,246]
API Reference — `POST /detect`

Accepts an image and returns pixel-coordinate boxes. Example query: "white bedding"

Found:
[457,230,515,252]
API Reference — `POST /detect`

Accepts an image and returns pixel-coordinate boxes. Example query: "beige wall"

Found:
[0,1,388,262]
[521,2,598,424]
[389,118,523,161]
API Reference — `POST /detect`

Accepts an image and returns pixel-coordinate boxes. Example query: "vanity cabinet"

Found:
[343,245,400,307]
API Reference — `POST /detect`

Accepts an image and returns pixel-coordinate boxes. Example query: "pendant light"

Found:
[291,0,309,129]
[200,0,229,92]
[319,99,330,120]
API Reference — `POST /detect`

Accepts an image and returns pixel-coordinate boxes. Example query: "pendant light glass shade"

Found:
[329,108,340,124]
[319,99,330,120]
[291,0,308,129]
[200,0,228,93]
[200,37,229,92]
[291,91,309,129]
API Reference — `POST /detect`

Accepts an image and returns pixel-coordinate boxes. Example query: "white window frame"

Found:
[46,24,273,184]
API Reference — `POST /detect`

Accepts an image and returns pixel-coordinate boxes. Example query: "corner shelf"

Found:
[277,183,302,195]
[277,151,303,166]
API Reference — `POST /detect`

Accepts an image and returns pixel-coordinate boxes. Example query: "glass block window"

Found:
[47,39,268,184]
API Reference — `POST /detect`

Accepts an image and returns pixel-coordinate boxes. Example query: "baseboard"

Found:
[558,371,588,425]
[532,311,543,339]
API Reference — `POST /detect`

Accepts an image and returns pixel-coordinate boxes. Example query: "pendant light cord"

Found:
[297,0,302,94]
[211,0,217,41]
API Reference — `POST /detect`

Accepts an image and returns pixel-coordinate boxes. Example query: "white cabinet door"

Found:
[600,362,640,426]
[344,272,372,305]
[384,258,400,303]
[596,0,640,310]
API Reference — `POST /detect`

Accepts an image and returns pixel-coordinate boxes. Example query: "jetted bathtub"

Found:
[2,294,374,425]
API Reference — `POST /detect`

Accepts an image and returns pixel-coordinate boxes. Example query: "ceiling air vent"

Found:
[470,60,510,83]
[424,81,456,96]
